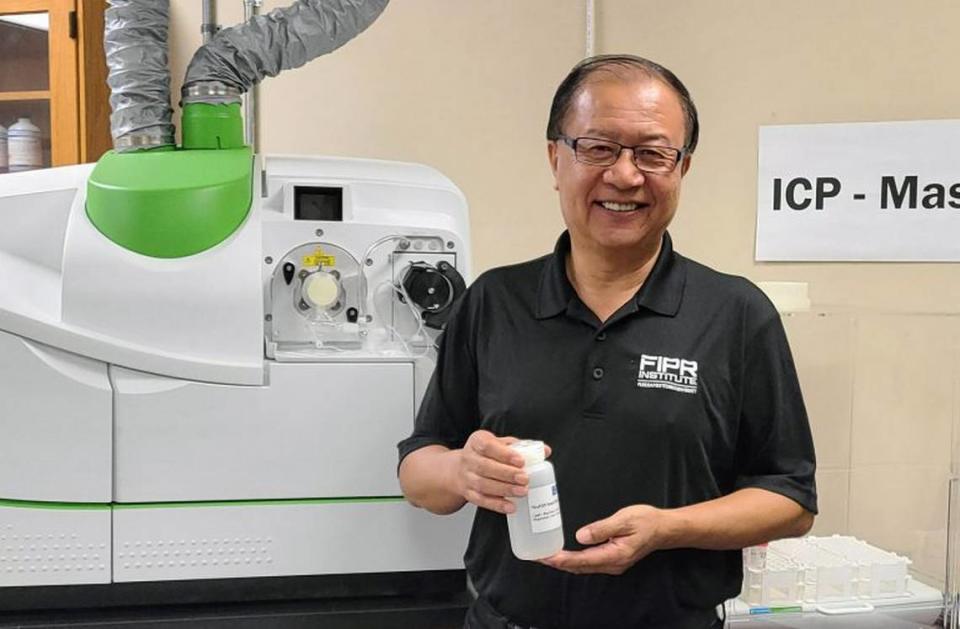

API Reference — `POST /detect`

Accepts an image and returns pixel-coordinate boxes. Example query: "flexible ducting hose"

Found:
[182,0,389,106]
[104,0,175,152]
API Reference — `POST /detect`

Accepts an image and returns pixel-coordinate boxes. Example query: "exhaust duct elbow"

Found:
[182,0,390,106]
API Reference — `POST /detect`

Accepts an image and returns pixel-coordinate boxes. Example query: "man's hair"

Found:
[546,54,699,154]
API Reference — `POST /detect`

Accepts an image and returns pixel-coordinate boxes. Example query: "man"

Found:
[398,55,817,629]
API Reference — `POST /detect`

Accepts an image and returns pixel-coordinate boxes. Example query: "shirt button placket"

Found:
[591,330,607,381]
[584,329,608,418]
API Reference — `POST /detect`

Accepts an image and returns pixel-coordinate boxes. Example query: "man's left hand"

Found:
[539,505,665,575]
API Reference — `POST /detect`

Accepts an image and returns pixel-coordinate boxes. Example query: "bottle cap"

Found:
[510,440,546,466]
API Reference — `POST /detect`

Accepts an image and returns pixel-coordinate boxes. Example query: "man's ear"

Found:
[547,141,559,190]
[680,153,692,177]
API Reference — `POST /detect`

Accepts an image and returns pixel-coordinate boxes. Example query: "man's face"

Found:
[548,73,692,256]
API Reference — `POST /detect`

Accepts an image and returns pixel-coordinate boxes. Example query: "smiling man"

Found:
[398,55,817,629]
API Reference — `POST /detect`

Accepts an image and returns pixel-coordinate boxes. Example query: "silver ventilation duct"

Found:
[104,0,175,152]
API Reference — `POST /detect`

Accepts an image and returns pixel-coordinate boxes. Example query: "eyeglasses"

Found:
[556,135,685,174]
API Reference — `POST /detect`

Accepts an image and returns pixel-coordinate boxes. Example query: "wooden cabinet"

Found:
[0,0,111,168]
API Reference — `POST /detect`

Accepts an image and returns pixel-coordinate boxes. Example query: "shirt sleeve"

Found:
[733,294,818,514]
[397,286,481,465]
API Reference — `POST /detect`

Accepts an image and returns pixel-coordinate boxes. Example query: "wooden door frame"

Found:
[77,0,110,162]
[48,0,80,165]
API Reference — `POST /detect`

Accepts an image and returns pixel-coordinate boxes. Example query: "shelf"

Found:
[0,90,51,102]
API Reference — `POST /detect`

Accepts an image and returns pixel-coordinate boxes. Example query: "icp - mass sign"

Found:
[756,120,960,261]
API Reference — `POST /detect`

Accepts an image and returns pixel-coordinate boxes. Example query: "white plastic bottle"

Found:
[0,123,8,173]
[8,117,42,172]
[506,440,564,560]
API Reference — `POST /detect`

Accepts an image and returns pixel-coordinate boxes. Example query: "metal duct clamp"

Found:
[181,82,245,150]
[113,132,176,152]
[182,81,242,105]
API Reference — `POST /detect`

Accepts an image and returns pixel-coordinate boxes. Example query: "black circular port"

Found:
[402,265,452,312]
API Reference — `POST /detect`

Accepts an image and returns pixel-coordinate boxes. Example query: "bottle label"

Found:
[8,136,41,168]
[527,483,562,534]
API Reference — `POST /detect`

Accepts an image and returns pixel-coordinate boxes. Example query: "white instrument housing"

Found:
[0,154,473,588]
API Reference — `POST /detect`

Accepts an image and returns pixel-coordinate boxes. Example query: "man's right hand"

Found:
[455,430,533,514]
[398,432,551,516]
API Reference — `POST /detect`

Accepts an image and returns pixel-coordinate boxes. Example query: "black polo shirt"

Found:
[398,231,817,629]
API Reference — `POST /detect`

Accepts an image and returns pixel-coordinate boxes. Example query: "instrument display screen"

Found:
[295,186,343,221]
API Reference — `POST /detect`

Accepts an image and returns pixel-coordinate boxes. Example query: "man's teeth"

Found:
[600,201,639,212]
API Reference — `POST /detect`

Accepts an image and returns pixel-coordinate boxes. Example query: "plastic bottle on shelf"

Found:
[0,123,8,174]
[505,440,564,560]
[745,542,768,570]
[8,117,42,172]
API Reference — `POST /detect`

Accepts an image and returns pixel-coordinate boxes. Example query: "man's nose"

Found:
[603,148,646,188]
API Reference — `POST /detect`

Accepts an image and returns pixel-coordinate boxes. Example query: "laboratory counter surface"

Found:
[0,589,945,628]
[0,571,470,628]
[0,592,471,628]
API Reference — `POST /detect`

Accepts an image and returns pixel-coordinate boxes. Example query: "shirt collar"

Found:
[535,231,686,320]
